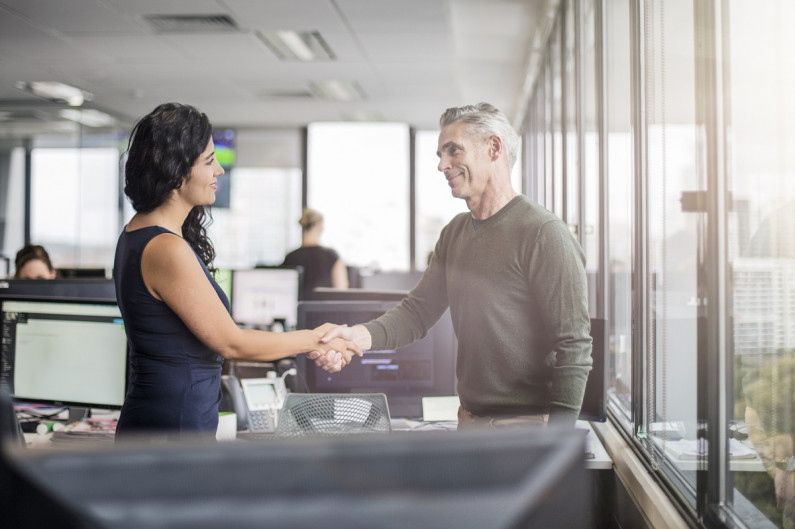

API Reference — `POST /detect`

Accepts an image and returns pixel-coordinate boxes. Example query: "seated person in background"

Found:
[114,103,360,442]
[282,207,349,297]
[14,244,57,279]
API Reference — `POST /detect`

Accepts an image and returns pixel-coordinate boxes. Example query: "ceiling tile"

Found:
[336,0,448,33]
[222,0,347,32]
[1,0,144,34]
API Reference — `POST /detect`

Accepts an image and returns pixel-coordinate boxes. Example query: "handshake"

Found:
[306,323,373,373]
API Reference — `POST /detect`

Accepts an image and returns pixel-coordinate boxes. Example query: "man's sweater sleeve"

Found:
[530,220,593,425]
[362,248,450,351]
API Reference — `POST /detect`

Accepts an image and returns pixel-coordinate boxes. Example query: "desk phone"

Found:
[240,377,288,433]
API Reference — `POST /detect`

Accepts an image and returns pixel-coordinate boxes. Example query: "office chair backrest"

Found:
[0,390,24,447]
[580,317,607,421]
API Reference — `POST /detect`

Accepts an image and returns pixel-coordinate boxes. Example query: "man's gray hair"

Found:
[439,102,520,169]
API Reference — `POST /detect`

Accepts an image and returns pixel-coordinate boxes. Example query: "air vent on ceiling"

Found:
[145,14,239,33]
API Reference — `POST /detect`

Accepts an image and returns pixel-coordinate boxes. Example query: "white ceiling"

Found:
[0,0,548,136]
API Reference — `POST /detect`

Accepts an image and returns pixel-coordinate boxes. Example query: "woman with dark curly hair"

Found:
[114,103,360,441]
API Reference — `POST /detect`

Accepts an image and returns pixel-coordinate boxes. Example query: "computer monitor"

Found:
[0,422,592,529]
[212,268,233,304]
[230,267,302,330]
[55,267,109,279]
[0,297,128,417]
[0,278,116,302]
[359,270,424,291]
[310,287,409,302]
[296,300,457,419]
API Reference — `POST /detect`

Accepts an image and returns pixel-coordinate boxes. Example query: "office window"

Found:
[414,131,468,271]
[0,147,25,261]
[726,1,795,526]
[209,167,302,268]
[30,148,120,267]
[529,82,547,204]
[307,123,410,272]
[604,0,633,419]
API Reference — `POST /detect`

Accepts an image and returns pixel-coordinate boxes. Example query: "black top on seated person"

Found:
[282,207,348,299]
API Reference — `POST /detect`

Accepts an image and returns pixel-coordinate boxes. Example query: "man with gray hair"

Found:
[317,102,592,427]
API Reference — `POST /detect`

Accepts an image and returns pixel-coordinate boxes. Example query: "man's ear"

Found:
[488,135,503,161]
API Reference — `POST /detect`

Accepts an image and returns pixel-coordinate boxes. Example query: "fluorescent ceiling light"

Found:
[276,31,315,61]
[341,110,385,122]
[257,30,335,61]
[309,80,365,102]
[59,108,115,127]
[16,81,91,106]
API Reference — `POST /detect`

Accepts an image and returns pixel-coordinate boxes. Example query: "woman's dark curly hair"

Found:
[124,102,216,270]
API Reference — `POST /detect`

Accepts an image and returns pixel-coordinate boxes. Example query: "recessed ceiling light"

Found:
[256,30,335,61]
[59,108,115,128]
[341,110,385,122]
[309,80,365,102]
[15,81,91,106]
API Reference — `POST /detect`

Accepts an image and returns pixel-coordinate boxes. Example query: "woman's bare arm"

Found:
[141,233,361,363]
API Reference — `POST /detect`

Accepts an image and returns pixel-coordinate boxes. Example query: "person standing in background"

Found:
[13,244,57,279]
[282,207,349,298]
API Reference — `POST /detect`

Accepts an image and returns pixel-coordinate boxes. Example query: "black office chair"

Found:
[275,393,391,437]
[0,389,24,447]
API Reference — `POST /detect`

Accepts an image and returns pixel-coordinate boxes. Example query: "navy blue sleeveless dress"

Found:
[113,226,230,440]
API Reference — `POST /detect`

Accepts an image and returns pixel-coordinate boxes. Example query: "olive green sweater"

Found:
[362,195,592,425]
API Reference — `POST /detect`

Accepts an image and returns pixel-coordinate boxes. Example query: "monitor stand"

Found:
[67,407,91,423]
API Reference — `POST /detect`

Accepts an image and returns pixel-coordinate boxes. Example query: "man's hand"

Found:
[320,323,373,350]
[306,323,364,373]
[306,323,372,372]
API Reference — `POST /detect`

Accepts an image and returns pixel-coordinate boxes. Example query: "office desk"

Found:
[18,411,615,529]
[24,412,613,473]
[387,418,613,471]
[651,436,765,472]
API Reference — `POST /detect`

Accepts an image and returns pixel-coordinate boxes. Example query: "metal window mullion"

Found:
[596,0,608,322]
[300,127,308,209]
[693,0,730,521]
[561,0,569,225]
[23,139,32,245]
[575,0,586,249]
[409,128,416,271]
[547,52,555,210]
[630,0,650,438]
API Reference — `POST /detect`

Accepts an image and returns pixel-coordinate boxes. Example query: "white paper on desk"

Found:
[663,438,758,460]
[422,396,460,421]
